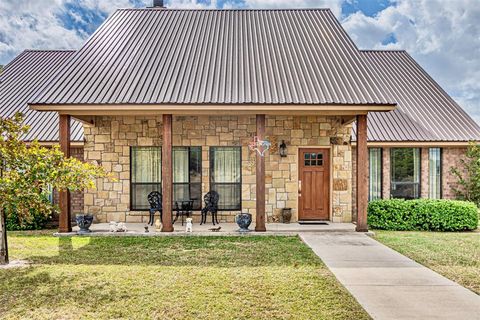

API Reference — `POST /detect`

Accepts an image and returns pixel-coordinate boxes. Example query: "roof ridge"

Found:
[23,49,77,52]
[360,49,407,53]
[115,8,332,11]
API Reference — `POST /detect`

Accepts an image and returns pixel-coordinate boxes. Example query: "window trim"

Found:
[390,148,422,199]
[209,146,242,211]
[368,147,383,201]
[428,147,443,199]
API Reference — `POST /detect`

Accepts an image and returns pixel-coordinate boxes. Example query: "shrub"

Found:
[5,208,52,231]
[450,142,480,207]
[368,199,478,231]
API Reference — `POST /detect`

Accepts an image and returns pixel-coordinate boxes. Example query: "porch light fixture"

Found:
[279,140,288,157]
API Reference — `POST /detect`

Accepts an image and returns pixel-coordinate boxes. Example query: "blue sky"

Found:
[0,0,479,124]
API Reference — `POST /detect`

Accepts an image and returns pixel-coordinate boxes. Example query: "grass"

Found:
[0,231,369,320]
[374,230,480,294]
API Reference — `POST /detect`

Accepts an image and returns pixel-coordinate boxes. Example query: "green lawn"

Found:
[0,232,369,320]
[374,230,480,294]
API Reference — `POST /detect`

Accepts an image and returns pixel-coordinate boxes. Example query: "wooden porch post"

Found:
[255,114,266,232]
[161,114,174,232]
[356,114,368,232]
[59,114,72,233]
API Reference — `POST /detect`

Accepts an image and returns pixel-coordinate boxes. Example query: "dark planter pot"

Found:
[282,208,292,224]
[76,214,94,234]
[235,212,252,232]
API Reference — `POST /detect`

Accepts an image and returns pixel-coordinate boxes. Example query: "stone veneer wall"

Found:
[83,115,352,223]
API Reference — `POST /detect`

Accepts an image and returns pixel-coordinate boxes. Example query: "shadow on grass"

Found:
[10,234,322,268]
[0,265,122,317]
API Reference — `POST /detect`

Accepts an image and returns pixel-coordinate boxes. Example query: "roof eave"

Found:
[29,103,396,116]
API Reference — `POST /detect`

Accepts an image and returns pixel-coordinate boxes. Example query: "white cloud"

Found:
[166,0,217,9]
[0,0,478,126]
[0,0,85,64]
[244,0,343,17]
[0,0,152,64]
[342,0,480,124]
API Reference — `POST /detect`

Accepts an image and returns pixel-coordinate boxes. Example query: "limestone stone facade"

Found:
[83,115,353,223]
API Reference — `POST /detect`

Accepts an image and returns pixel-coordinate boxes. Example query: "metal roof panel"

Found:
[0,50,83,142]
[31,9,393,106]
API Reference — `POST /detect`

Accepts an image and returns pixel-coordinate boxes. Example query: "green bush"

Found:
[368,199,479,231]
[5,208,52,231]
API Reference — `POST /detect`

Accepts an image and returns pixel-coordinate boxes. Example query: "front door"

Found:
[298,148,330,220]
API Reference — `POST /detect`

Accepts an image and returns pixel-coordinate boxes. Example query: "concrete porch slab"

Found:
[54,222,356,236]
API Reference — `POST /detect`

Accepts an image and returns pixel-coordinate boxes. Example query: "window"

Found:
[429,148,442,199]
[131,146,203,211]
[369,148,382,201]
[304,152,324,166]
[391,148,421,199]
[173,147,202,210]
[210,147,241,210]
[46,184,54,204]
[131,147,162,210]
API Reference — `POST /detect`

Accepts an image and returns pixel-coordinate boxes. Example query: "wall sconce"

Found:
[279,140,288,157]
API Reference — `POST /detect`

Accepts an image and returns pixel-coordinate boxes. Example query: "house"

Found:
[1,5,479,233]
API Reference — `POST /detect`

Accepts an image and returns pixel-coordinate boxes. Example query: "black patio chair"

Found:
[200,190,220,225]
[147,191,162,226]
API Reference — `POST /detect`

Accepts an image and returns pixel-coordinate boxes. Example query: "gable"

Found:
[30,9,393,107]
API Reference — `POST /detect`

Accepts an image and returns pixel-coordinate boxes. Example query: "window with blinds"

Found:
[369,148,382,201]
[130,147,162,210]
[173,147,202,210]
[210,147,241,210]
[391,148,421,199]
[429,148,442,199]
[130,146,202,211]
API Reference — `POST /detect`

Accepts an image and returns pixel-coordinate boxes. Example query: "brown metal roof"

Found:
[31,9,393,106]
[352,50,480,142]
[0,50,83,142]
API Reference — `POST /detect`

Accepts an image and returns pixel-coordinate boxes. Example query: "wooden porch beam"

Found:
[356,114,368,232]
[59,114,72,233]
[161,114,174,232]
[255,114,266,232]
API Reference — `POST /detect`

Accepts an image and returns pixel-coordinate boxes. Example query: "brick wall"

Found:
[420,148,429,198]
[52,146,85,223]
[83,115,353,223]
[351,146,468,211]
[442,147,467,199]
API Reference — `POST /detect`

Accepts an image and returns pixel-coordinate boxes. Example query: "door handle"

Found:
[298,180,302,194]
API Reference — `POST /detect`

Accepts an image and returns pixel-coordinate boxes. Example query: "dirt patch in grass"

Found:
[0,233,370,319]
[374,230,480,294]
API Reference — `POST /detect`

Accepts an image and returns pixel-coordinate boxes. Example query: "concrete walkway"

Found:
[300,232,480,320]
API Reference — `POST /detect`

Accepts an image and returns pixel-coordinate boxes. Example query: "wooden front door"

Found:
[298,148,330,220]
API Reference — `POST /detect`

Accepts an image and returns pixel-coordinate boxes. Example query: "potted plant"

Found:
[75,213,94,234]
[282,208,292,223]
[235,212,252,232]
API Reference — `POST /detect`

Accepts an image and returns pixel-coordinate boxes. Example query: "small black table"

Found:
[173,199,194,226]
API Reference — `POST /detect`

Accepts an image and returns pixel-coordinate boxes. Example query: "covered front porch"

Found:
[53,109,373,233]
[64,221,357,236]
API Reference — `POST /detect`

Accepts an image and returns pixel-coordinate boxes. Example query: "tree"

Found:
[451,142,480,207]
[0,113,109,264]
